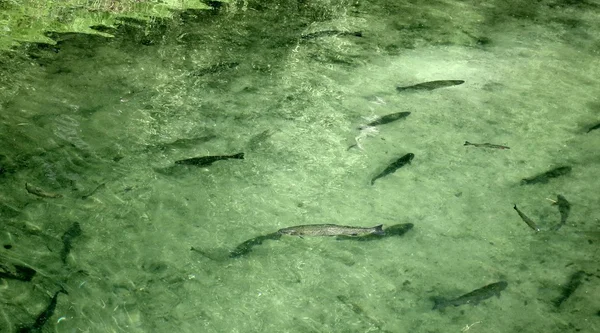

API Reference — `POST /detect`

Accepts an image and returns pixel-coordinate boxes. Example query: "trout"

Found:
[397,80,464,92]
[277,224,384,237]
[175,152,244,166]
[432,281,508,310]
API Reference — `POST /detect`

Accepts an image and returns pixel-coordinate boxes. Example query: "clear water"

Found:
[1,1,599,332]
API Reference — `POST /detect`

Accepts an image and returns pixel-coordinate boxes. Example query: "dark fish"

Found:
[18,289,67,333]
[336,295,386,331]
[25,183,63,198]
[432,281,508,310]
[371,153,414,185]
[587,122,600,133]
[553,270,587,308]
[337,223,413,241]
[360,112,411,128]
[551,194,571,231]
[464,141,510,149]
[277,224,384,237]
[190,62,239,76]
[229,232,282,258]
[81,182,106,199]
[396,80,465,92]
[0,264,36,282]
[246,129,275,151]
[513,205,540,232]
[521,166,572,185]
[301,30,363,40]
[175,152,244,166]
[60,222,82,263]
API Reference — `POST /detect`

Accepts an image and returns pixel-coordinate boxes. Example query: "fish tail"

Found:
[464,141,471,146]
[431,297,447,310]
[232,152,245,159]
[373,224,385,235]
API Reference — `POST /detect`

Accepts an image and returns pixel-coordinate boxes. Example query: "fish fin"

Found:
[374,224,385,235]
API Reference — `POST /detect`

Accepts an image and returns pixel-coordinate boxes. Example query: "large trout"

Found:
[277,224,384,237]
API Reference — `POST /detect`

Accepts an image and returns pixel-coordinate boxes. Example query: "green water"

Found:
[1,0,599,332]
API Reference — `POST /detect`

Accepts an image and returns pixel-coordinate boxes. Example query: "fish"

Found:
[246,129,275,151]
[300,30,363,40]
[336,223,413,241]
[587,122,600,133]
[360,111,411,129]
[277,224,384,237]
[553,270,587,308]
[190,62,239,77]
[229,232,282,258]
[60,222,82,263]
[371,153,414,185]
[80,182,106,199]
[336,295,386,331]
[552,194,571,231]
[432,281,508,310]
[18,289,67,333]
[464,141,510,149]
[520,166,572,185]
[348,126,379,151]
[25,183,63,198]
[396,80,465,92]
[0,263,36,282]
[513,204,540,232]
[175,152,244,166]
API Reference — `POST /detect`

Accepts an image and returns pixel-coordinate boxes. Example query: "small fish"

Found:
[553,270,587,308]
[551,195,571,231]
[586,122,600,133]
[25,183,63,198]
[246,129,275,151]
[60,222,82,263]
[396,80,465,92]
[513,204,540,232]
[464,141,510,149]
[521,166,572,185]
[348,126,379,151]
[18,289,67,333]
[336,295,385,330]
[229,232,282,258]
[360,111,411,128]
[175,152,244,166]
[190,62,239,77]
[277,224,384,237]
[81,182,106,199]
[371,153,414,185]
[300,30,363,40]
[432,281,508,310]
